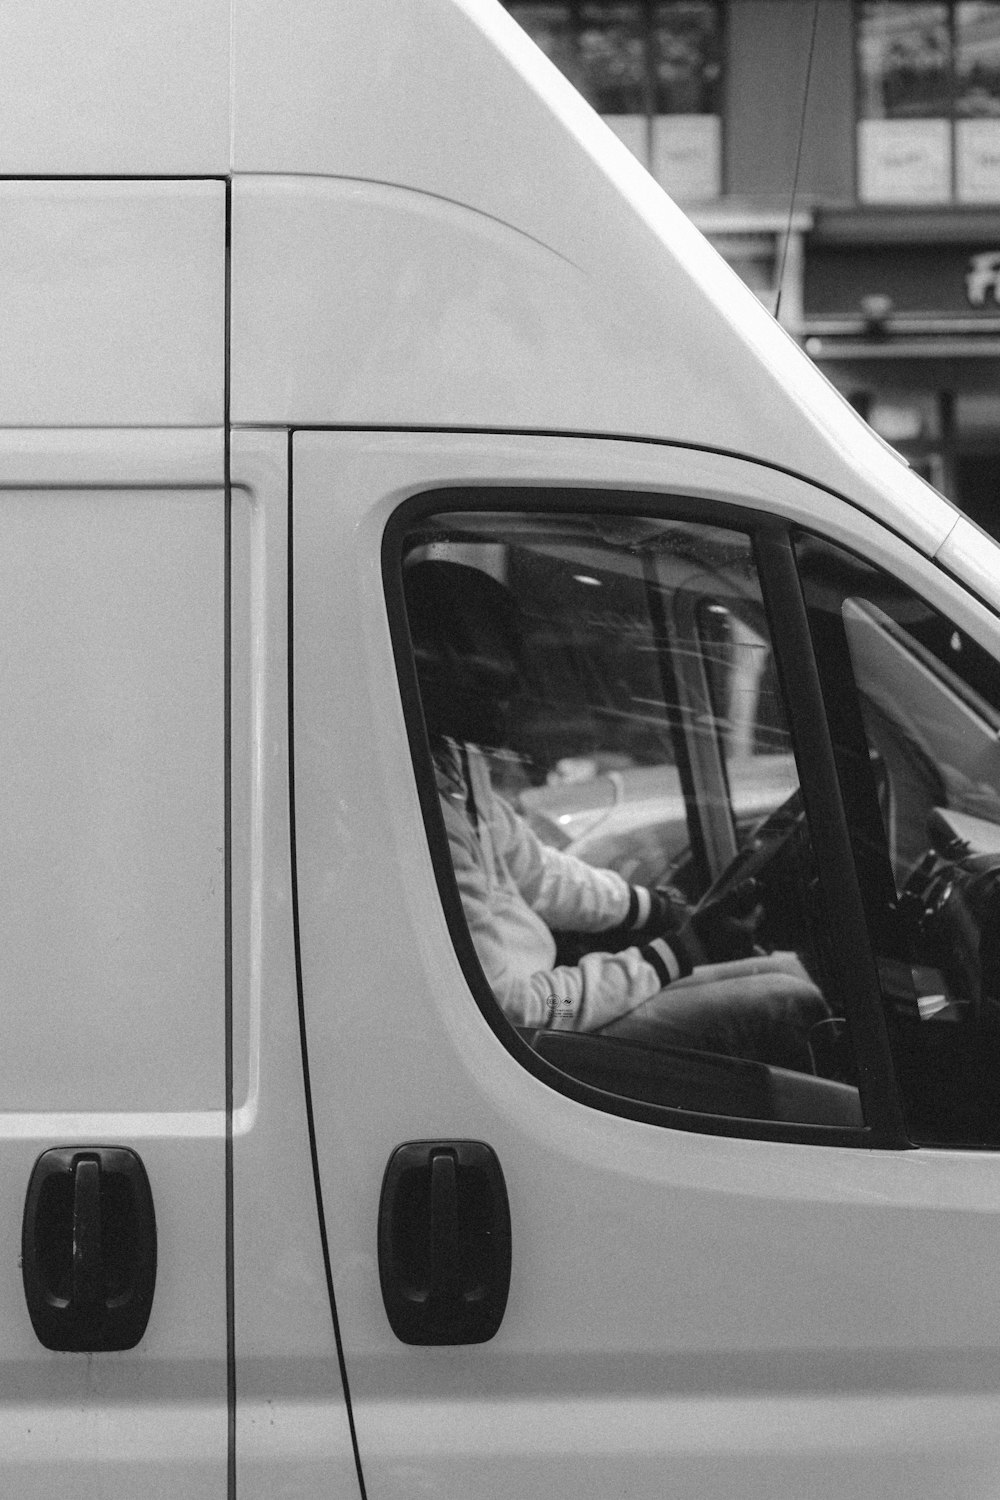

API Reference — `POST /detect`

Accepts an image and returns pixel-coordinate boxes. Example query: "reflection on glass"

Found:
[401,511,858,1127]
[697,605,798,767]
[505,3,582,88]
[798,532,1000,1145]
[857,1,950,119]
[578,2,648,113]
[956,1,1000,114]
[653,0,721,113]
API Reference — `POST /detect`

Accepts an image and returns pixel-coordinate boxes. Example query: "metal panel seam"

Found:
[287,430,370,1499]
[224,176,236,1500]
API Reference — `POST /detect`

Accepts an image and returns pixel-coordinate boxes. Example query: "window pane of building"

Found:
[857,2,951,120]
[652,113,720,196]
[857,3,951,200]
[652,0,721,113]
[505,1,722,194]
[505,3,582,89]
[578,3,648,113]
[576,2,650,160]
[650,0,721,196]
[955,115,1000,194]
[857,116,951,199]
[956,0,1000,114]
[956,2,1000,197]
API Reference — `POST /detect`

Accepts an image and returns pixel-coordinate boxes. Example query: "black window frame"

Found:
[383,485,910,1147]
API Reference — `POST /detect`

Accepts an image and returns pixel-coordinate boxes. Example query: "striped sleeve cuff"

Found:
[632,885,651,928]
[640,936,693,988]
[623,884,652,931]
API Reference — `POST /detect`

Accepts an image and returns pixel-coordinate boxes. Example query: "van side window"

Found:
[395,508,863,1135]
[797,532,1000,1146]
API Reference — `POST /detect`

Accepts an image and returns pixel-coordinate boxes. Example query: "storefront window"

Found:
[652,2,722,198]
[503,3,581,81]
[577,3,649,160]
[505,1,722,199]
[578,3,648,112]
[857,1,1000,201]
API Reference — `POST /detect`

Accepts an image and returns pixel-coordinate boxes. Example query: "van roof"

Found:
[0,0,959,551]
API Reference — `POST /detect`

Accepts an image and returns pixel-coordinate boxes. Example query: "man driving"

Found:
[403,557,829,1072]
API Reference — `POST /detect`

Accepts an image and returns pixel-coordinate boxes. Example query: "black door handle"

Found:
[22,1146,157,1351]
[378,1140,511,1344]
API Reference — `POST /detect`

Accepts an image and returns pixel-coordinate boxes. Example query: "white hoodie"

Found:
[438,744,678,1031]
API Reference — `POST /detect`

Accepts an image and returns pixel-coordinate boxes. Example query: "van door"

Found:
[0,431,227,1493]
[292,428,1000,1499]
[228,428,366,1499]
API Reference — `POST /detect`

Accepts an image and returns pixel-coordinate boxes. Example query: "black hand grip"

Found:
[429,1149,460,1294]
[71,1157,102,1312]
[22,1146,156,1351]
[378,1140,511,1344]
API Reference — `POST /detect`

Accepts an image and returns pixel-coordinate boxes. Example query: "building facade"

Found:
[503,1,1000,534]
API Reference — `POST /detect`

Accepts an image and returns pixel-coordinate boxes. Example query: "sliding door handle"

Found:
[378,1140,511,1344]
[22,1146,156,1351]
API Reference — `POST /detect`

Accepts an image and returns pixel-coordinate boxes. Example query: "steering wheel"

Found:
[693,788,804,914]
[552,789,810,969]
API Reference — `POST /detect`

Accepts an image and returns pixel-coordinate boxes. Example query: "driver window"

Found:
[797,533,1000,1146]
[396,508,863,1133]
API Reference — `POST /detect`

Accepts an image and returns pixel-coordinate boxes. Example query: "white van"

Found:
[4,1,1000,1495]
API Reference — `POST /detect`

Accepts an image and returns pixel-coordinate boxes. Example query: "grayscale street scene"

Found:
[2,2,1000,1495]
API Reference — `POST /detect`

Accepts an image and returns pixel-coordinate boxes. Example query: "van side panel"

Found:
[0,182,225,428]
[0,432,228,1495]
[230,176,741,440]
[0,0,229,174]
[0,487,224,1110]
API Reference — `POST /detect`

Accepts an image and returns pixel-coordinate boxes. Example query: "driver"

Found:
[403,558,829,1071]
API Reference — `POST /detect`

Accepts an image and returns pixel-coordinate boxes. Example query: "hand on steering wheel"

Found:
[679,878,763,965]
